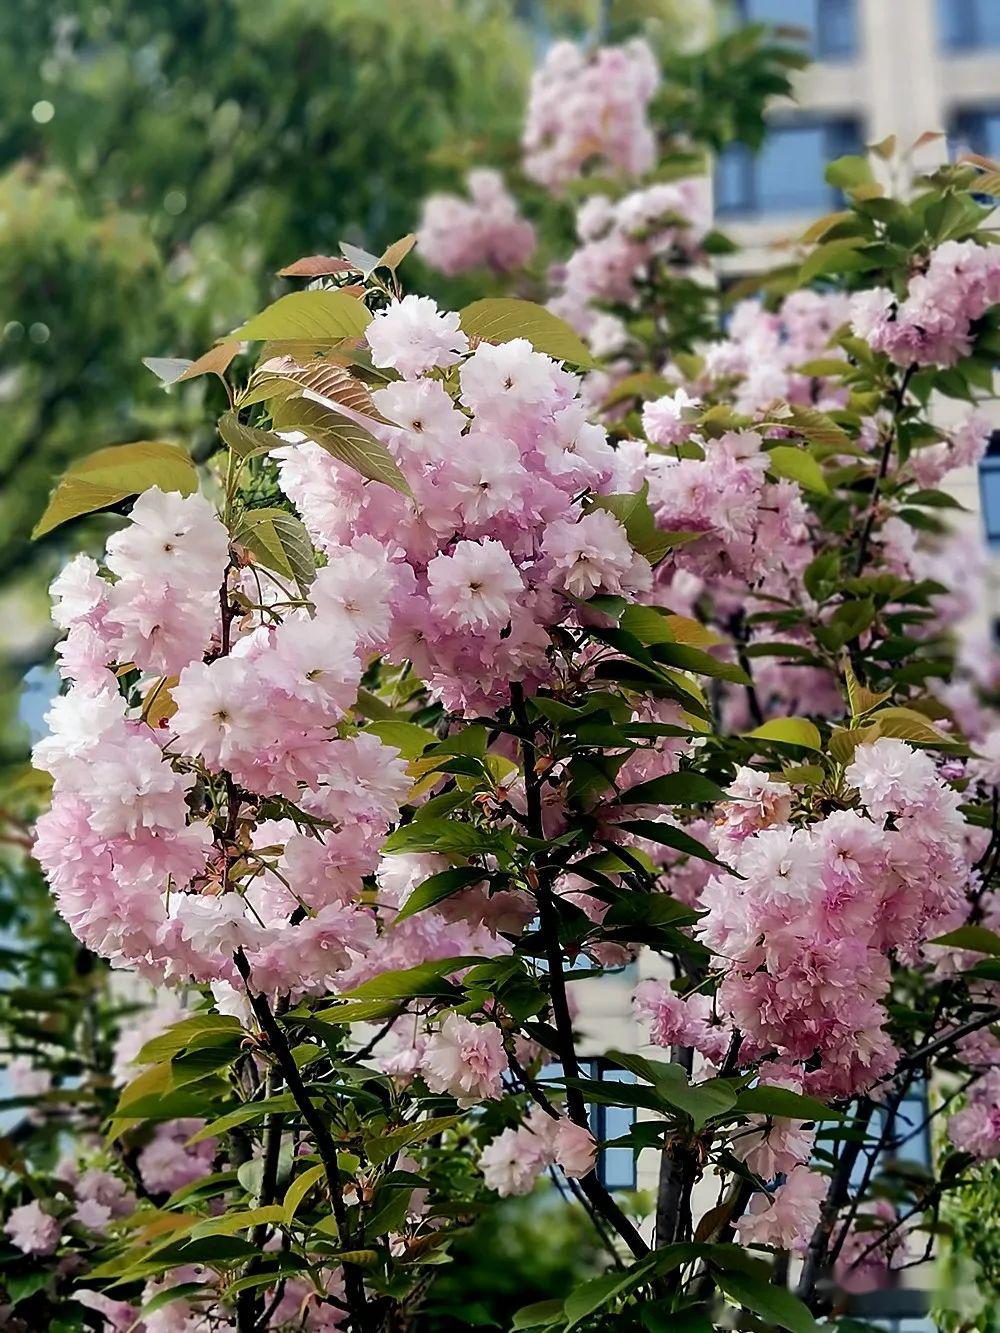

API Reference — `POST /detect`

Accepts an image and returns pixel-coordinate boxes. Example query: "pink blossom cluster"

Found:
[479,1105,597,1196]
[949,1067,1000,1159]
[701,292,852,415]
[640,743,974,1099]
[632,980,731,1064]
[74,1265,346,1331]
[548,179,711,350]
[850,239,1000,368]
[522,38,659,190]
[32,488,413,994]
[835,1200,907,1294]
[417,168,537,276]
[906,410,990,488]
[48,487,231,683]
[616,428,812,586]
[737,1165,826,1251]
[277,294,653,715]
[4,1199,60,1256]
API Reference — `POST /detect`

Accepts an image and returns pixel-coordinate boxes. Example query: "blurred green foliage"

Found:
[417,1188,605,1330]
[0,0,534,607]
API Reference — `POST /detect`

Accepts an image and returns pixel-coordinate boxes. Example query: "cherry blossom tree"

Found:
[4,28,1000,1333]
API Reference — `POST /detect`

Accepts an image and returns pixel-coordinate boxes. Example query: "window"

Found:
[736,0,857,60]
[716,118,862,217]
[586,1063,638,1191]
[951,106,1000,161]
[979,431,1000,551]
[938,0,1000,50]
[540,1059,637,1191]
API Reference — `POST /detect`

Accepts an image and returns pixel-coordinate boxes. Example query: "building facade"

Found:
[719,0,1000,639]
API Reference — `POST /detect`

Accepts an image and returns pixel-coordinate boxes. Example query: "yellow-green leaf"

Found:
[459,298,597,368]
[234,507,315,593]
[844,663,892,719]
[34,442,198,538]
[379,233,417,272]
[273,395,412,496]
[257,356,387,422]
[766,445,829,494]
[189,1206,286,1240]
[746,718,822,751]
[232,289,371,343]
[283,1164,327,1223]
[869,706,952,746]
[218,412,285,461]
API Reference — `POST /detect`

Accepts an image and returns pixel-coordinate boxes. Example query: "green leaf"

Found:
[137,1282,209,1319]
[870,705,952,747]
[272,394,412,496]
[33,441,198,538]
[588,485,701,564]
[362,721,437,760]
[825,154,875,189]
[459,298,597,368]
[765,445,829,494]
[653,1069,737,1130]
[563,1243,701,1328]
[232,289,372,342]
[234,506,315,593]
[138,1015,243,1065]
[564,1272,642,1329]
[714,1269,821,1333]
[651,642,750,684]
[616,819,726,867]
[604,1053,737,1129]
[799,239,870,284]
[342,958,482,1001]
[745,718,822,751]
[365,1114,462,1166]
[7,1271,50,1307]
[642,1305,713,1333]
[281,1163,326,1222]
[786,404,854,454]
[929,925,1000,955]
[735,1085,843,1121]
[218,412,285,460]
[512,1298,565,1329]
[393,868,486,923]
[382,818,512,858]
[616,772,728,807]
[803,552,841,602]
[312,998,404,1024]
[189,1205,285,1241]
[187,1094,298,1143]
[603,372,673,408]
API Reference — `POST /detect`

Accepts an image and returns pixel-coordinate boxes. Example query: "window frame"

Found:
[938,0,1000,52]
[735,0,857,61]
[714,115,863,218]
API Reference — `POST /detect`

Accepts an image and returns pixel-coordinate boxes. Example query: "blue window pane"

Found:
[717,144,751,213]
[979,454,1000,549]
[738,0,856,59]
[600,1147,636,1190]
[939,0,1000,49]
[716,118,861,217]
[757,124,831,211]
[539,1060,637,1191]
[816,0,856,57]
[953,109,1000,159]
